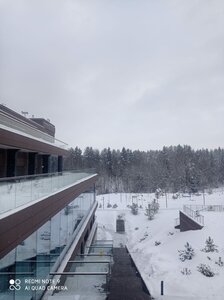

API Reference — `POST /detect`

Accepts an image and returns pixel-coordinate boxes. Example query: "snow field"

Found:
[96,190,224,299]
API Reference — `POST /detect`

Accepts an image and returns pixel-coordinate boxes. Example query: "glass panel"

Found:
[67,204,74,241]
[0,274,14,300]
[92,240,113,247]
[14,264,35,300]
[0,248,16,300]
[50,211,61,259]
[16,233,37,262]
[67,261,109,273]
[88,246,113,255]
[54,273,107,299]
[60,209,68,251]
[0,170,95,215]
[72,198,81,232]
[36,221,51,298]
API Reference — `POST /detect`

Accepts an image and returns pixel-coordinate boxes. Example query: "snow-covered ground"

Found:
[96,190,224,299]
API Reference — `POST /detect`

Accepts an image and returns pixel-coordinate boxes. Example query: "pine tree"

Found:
[202,236,218,252]
[145,203,154,220]
[64,145,224,194]
[83,147,95,169]
[145,200,159,220]
[151,199,159,213]
[178,242,195,261]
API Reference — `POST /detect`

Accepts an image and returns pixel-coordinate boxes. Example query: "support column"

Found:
[28,153,37,175]
[6,149,18,177]
[42,155,50,174]
[58,156,63,173]
[15,151,28,176]
[0,149,7,178]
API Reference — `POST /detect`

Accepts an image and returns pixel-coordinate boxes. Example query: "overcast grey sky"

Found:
[1,0,224,151]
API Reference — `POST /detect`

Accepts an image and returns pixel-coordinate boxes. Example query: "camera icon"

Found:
[9,279,21,291]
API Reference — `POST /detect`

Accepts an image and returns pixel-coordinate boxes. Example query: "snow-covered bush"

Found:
[130,203,138,215]
[168,231,174,236]
[113,203,118,208]
[107,203,112,208]
[172,193,179,200]
[207,205,214,211]
[181,268,191,275]
[201,236,218,253]
[207,189,213,195]
[139,232,149,242]
[195,192,201,196]
[178,242,195,262]
[215,257,224,267]
[197,264,215,277]
[117,213,124,220]
[155,241,161,246]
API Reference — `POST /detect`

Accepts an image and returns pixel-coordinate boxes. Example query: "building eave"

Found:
[0,127,68,156]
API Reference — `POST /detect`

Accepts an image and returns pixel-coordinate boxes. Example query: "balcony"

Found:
[0,170,96,216]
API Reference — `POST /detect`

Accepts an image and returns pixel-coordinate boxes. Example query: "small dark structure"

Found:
[116,219,125,232]
[175,211,203,232]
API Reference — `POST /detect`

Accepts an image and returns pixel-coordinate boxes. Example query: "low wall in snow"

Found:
[179,211,203,232]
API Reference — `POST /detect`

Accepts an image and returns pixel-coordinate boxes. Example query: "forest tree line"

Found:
[64,145,224,195]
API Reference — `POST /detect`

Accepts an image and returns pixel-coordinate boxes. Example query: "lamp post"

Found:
[202,189,205,206]
[102,196,104,209]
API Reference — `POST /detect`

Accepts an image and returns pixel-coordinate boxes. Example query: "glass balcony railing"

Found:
[0,170,96,215]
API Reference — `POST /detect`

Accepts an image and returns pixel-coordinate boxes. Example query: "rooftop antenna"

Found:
[21,111,28,118]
